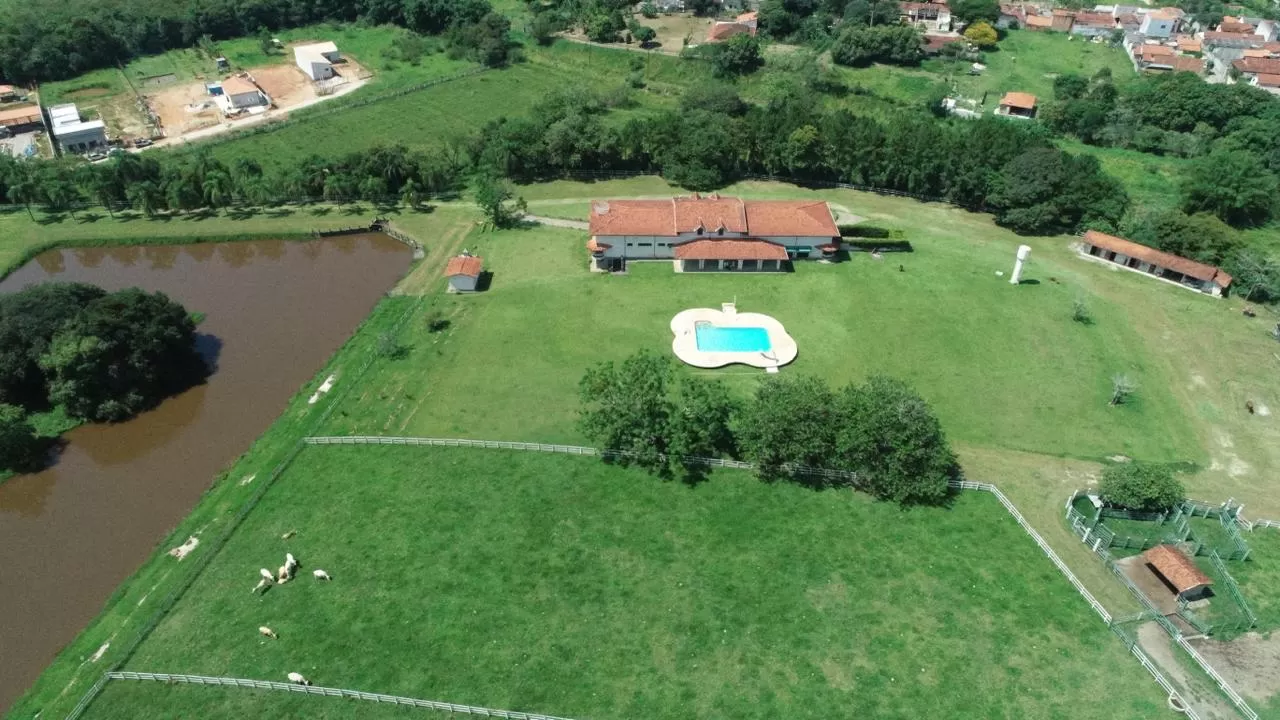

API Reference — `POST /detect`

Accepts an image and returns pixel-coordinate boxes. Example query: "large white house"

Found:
[48,103,107,153]
[294,42,342,81]
[586,194,841,272]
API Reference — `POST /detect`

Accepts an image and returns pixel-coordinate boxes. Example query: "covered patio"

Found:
[673,239,789,272]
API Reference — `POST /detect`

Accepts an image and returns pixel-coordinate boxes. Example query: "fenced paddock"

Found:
[69,441,1177,720]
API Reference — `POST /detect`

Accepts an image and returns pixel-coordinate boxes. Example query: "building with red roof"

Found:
[1080,231,1232,296]
[587,194,840,272]
[444,253,484,292]
[1143,545,1214,600]
[996,92,1037,118]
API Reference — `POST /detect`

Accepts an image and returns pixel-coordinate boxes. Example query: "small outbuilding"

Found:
[996,92,1037,118]
[445,253,484,292]
[294,42,342,81]
[1143,545,1213,601]
[217,75,269,114]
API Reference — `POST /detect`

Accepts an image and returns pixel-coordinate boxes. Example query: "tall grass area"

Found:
[83,446,1167,720]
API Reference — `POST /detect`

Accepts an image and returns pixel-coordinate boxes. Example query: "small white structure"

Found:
[48,103,107,154]
[294,42,341,81]
[217,75,268,115]
[445,253,484,292]
[1010,244,1031,284]
[1139,11,1176,37]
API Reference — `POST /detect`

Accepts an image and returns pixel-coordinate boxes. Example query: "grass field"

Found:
[80,445,1167,720]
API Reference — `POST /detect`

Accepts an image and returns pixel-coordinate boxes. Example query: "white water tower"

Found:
[1010,244,1031,285]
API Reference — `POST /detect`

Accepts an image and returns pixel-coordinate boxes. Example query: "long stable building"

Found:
[1080,230,1232,297]
[586,194,840,272]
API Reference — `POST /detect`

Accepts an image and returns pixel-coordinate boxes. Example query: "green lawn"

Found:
[333,190,1195,463]
[832,30,1135,108]
[82,445,1166,720]
[1232,528,1280,632]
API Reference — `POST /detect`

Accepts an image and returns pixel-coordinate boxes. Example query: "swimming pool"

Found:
[695,324,772,353]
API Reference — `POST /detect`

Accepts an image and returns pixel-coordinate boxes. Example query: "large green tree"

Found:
[668,377,739,480]
[711,33,764,78]
[830,24,921,67]
[1099,463,1185,512]
[736,375,837,484]
[834,376,956,505]
[1180,149,1277,227]
[0,282,107,409]
[0,403,43,472]
[39,289,208,422]
[578,350,675,473]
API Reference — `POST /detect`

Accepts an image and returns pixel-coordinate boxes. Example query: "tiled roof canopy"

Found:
[1143,545,1213,593]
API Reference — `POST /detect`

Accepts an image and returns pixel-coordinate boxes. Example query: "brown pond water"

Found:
[0,235,410,713]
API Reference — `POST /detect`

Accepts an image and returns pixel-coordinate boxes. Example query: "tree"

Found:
[0,282,108,409]
[711,33,763,78]
[1223,249,1280,303]
[125,180,161,216]
[962,21,997,48]
[39,289,208,422]
[1099,463,1185,512]
[578,350,674,473]
[258,27,274,56]
[830,25,922,67]
[842,0,901,26]
[640,1,658,17]
[834,376,956,505]
[736,375,837,483]
[400,178,424,209]
[473,172,526,228]
[1180,149,1277,227]
[950,0,1000,22]
[631,23,657,46]
[202,169,234,214]
[668,377,739,481]
[0,403,43,472]
[1125,209,1240,265]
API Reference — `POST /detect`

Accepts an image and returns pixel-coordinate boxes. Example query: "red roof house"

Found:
[444,254,484,292]
[1143,545,1214,599]
[1080,230,1232,296]
[586,194,840,272]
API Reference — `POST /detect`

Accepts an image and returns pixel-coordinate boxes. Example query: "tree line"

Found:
[0,0,515,82]
[0,283,207,473]
[578,351,959,506]
[470,83,1127,235]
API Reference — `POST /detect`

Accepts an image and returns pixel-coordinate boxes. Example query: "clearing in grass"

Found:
[88,446,1166,720]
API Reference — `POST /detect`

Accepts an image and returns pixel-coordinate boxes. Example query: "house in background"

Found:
[706,13,759,42]
[445,253,484,292]
[1079,230,1232,296]
[901,2,952,32]
[0,84,18,102]
[294,42,341,81]
[216,75,269,115]
[0,105,43,133]
[1251,72,1280,93]
[995,92,1037,118]
[48,103,106,153]
[1139,8,1179,37]
[1143,545,1214,601]
[1069,11,1116,37]
[586,194,840,273]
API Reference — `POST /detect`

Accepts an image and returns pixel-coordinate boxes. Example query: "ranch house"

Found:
[586,194,840,273]
[445,253,484,292]
[1080,230,1232,297]
[1143,545,1213,601]
[295,41,341,81]
[217,76,269,115]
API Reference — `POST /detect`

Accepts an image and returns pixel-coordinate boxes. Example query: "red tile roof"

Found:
[1203,31,1259,44]
[1143,545,1213,593]
[1171,56,1205,72]
[736,11,758,23]
[0,84,15,94]
[444,255,483,278]
[0,105,41,126]
[1255,72,1280,87]
[744,200,839,237]
[1176,36,1202,52]
[1234,56,1280,74]
[1219,20,1255,33]
[585,238,612,252]
[1083,230,1230,286]
[588,196,837,238]
[1024,14,1053,28]
[673,239,789,261]
[221,76,261,96]
[999,91,1037,110]
[1074,11,1113,26]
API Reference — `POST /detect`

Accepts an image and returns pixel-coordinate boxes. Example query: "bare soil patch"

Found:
[638,13,716,50]
[1116,554,1180,615]
[148,82,219,136]
[1137,622,1238,720]
[1190,631,1280,704]
[251,65,312,109]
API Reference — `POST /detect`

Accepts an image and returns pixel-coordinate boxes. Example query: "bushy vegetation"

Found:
[1099,463,1186,512]
[0,282,206,471]
[578,352,957,505]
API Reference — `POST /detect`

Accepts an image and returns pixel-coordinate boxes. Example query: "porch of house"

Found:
[672,238,792,273]
[676,258,788,272]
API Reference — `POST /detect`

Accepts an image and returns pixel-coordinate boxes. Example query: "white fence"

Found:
[104,672,582,720]
[302,435,1201,715]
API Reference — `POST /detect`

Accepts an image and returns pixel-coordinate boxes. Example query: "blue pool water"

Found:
[695,324,772,352]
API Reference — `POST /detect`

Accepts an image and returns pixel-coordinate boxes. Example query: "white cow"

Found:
[259,568,275,583]
[251,579,269,594]
[287,672,310,686]
[312,569,331,581]
[277,564,291,583]
[259,626,278,639]
[285,552,298,572]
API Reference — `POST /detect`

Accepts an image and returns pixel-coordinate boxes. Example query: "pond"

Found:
[0,235,411,712]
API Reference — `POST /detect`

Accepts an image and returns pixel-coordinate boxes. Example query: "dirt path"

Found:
[523,214,589,230]
[1137,622,1238,720]
[1190,632,1280,707]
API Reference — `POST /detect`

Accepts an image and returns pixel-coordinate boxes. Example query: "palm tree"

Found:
[400,178,423,210]
[127,181,160,217]
[6,166,37,220]
[202,170,234,215]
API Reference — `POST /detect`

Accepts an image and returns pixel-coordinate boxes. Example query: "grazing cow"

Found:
[281,530,296,540]
[287,672,310,686]
[285,553,298,571]
[313,569,331,581]
[259,626,278,639]
[277,565,291,583]
[251,579,269,594]
[259,568,275,583]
